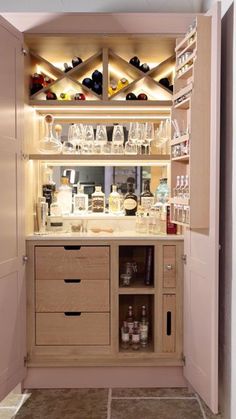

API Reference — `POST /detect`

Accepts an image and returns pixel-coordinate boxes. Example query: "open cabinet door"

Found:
[0,17,26,400]
[183,2,221,413]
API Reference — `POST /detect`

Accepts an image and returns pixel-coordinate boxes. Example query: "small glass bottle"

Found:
[126,305,134,337]
[173,176,180,198]
[36,197,48,233]
[140,179,154,211]
[140,305,149,347]
[57,176,73,215]
[73,184,88,213]
[132,321,140,350]
[109,185,121,214]
[178,175,185,198]
[92,186,105,213]
[121,320,130,349]
[183,175,190,199]
[124,183,138,216]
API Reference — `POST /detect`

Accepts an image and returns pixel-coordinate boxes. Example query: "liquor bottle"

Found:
[173,175,180,197]
[140,179,154,211]
[92,69,103,83]
[126,92,137,100]
[126,305,134,336]
[36,197,48,233]
[132,321,140,350]
[42,166,56,214]
[144,246,153,285]
[57,176,73,215]
[178,175,185,198]
[166,205,177,234]
[140,305,149,347]
[117,78,129,90]
[72,56,83,67]
[183,175,190,199]
[82,77,93,89]
[109,185,121,214]
[73,184,88,213]
[129,56,140,68]
[64,62,72,73]
[140,63,150,73]
[92,186,105,213]
[137,93,148,100]
[124,183,138,216]
[121,321,130,349]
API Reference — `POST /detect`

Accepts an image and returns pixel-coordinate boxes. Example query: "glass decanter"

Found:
[38,114,62,154]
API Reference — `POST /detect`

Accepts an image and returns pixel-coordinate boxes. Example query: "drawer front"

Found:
[35,246,110,280]
[163,245,176,288]
[36,279,109,312]
[162,294,176,353]
[36,313,110,346]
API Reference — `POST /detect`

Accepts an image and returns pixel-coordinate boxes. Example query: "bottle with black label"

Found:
[42,166,56,215]
[124,183,138,216]
[140,179,154,211]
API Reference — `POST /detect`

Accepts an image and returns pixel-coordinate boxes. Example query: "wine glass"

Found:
[73,124,85,153]
[112,125,124,154]
[94,125,108,154]
[125,122,138,154]
[136,123,145,155]
[143,122,154,155]
[82,125,94,154]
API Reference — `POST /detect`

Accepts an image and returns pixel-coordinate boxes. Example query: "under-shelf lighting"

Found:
[33,106,171,112]
[52,115,170,120]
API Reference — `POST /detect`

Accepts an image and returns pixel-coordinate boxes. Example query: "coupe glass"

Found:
[112,125,124,154]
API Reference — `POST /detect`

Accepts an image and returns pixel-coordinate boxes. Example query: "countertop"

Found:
[26,232,184,241]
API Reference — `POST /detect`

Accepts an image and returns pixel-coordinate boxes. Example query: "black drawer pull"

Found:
[64,245,81,250]
[64,312,81,316]
[64,279,81,283]
[167,311,172,336]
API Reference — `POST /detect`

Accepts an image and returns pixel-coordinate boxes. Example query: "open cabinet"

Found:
[0,4,220,414]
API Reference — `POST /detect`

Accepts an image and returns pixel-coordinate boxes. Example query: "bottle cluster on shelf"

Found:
[121,305,149,350]
[171,175,190,224]
[120,246,153,287]
[38,115,171,156]
[171,139,189,158]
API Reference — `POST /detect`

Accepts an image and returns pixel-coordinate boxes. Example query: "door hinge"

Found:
[24,353,30,366]
[22,255,28,264]
[21,151,29,161]
[181,254,187,264]
[21,47,28,56]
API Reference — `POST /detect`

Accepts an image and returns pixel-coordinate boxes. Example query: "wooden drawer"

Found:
[36,279,109,312]
[163,245,176,288]
[36,313,110,346]
[35,245,109,280]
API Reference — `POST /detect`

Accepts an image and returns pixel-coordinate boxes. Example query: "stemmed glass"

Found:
[143,122,154,155]
[82,125,94,154]
[63,123,76,154]
[125,122,138,154]
[94,125,108,154]
[112,125,124,154]
[136,123,145,155]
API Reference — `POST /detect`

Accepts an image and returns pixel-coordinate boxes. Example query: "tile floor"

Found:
[0,388,223,419]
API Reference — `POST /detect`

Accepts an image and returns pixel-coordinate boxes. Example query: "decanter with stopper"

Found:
[38,114,62,154]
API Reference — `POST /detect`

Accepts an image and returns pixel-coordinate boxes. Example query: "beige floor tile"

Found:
[112,387,195,398]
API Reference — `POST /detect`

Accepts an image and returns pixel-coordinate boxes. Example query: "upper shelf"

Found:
[27,39,175,106]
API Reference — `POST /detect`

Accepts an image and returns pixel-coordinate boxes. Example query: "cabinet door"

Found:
[183,3,221,413]
[0,17,26,400]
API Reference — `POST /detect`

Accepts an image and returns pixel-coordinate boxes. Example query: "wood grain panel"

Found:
[162,294,176,353]
[163,245,176,288]
[36,279,109,312]
[36,313,110,346]
[35,246,110,280]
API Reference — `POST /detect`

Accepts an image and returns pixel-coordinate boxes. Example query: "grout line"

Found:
[195,393,208,419]
[107,388,112,419]
[111,396,198,400]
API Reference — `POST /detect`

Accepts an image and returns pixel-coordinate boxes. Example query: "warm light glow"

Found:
[109,64,132,81]
[33,106,171,112]
[52,115,170,120]
[36,65,57,81]
[40,160,171,167]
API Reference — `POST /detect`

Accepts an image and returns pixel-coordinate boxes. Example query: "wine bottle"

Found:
[64,62,72,73]
[140,63,150,73]
[124,183,138,216]
[117,78,129,90]
[74,93,86,101]
[72,56,83,67]
[42,167,56,215]
[126,92,137,100]
[140,180,154,211]
[92,81,102,95]
[82,77,93,89]
[129,56,140,68]
[140,305,149,347]
[137,93,148,100]
[46,91,57,100]
[92,69,103,83]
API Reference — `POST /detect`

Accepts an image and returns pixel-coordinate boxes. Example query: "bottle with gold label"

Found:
[124,183,138,216]
[109,185,121,214]
[92,186,105,213]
